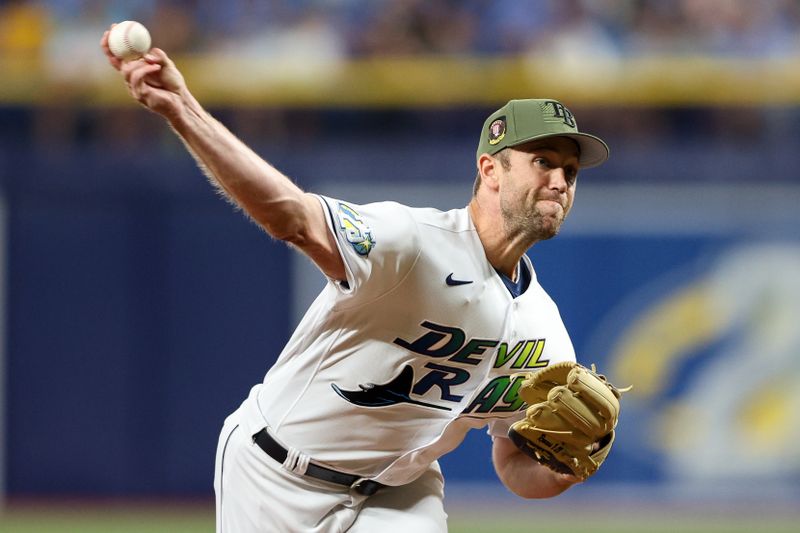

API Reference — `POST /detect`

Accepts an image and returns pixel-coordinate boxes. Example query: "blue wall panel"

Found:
[3,115,800,496]
[6,190,290,495]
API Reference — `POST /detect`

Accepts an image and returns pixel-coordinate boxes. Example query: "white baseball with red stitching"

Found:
[108,21,151,60]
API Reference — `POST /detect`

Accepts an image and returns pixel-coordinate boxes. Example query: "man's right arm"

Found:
[101,29,345,281]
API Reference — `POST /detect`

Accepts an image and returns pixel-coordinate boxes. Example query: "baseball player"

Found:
[102,29,612,533]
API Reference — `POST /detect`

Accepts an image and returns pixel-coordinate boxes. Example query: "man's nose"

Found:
[549,168,568,192]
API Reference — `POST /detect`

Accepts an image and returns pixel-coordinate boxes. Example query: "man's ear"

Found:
[478,153,501,191]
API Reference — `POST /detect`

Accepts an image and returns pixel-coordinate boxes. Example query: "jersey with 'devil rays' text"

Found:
[248,195,576,487]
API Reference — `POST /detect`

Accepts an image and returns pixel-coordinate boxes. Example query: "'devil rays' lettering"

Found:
[412,363,471,402]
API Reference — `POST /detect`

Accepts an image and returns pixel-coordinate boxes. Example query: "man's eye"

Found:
[534,158,549,167]
[566,169,579,185]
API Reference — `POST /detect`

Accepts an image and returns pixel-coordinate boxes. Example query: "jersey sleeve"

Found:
[317,195,422,302]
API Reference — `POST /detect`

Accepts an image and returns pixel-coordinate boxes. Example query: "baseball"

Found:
[108,21,152,60]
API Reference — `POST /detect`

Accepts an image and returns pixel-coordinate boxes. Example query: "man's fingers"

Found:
[143,48,174,71]
[100,29,123,70]
[128,61,162,84]
[128,63,163,100]
[99,24,116,48]
[144,47,167,63]
[559,472,585,484]
[121,53,165,81]
[120,57,147,80]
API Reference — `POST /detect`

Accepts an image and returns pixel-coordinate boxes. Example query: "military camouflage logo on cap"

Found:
[487,117,506,145]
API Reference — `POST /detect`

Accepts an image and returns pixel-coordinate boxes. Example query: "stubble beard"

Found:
[501,201,565,243]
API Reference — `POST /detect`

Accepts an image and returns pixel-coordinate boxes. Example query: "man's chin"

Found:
[537,214,564,240]
[537,226,560,241]
[527,221,560,242]
[505,210,565,242]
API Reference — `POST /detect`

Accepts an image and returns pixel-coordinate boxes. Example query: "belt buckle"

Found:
[350,478,380,496]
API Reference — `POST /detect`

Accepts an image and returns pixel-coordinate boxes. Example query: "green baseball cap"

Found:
[477,99,609,168]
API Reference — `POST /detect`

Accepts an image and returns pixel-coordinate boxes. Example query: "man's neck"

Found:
[467,199,534,279]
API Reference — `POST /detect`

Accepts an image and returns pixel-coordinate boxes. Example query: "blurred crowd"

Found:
[3,0,799,150]
[3,0,800,62]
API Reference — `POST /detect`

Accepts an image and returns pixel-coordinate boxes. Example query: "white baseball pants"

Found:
[214,397,449,532]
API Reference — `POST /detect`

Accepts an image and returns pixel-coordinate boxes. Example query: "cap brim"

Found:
[508,132,609,169]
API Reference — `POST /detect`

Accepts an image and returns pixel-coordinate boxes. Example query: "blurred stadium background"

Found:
[1,0,799,531]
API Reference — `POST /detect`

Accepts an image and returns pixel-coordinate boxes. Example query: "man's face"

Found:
[497,137,580,242]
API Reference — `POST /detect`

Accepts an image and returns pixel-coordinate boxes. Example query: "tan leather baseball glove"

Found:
[508,361,630,479]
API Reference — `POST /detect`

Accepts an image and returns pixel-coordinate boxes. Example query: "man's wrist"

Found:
[166,88,203,132]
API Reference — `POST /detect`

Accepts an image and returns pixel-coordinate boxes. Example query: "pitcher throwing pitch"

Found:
[101,24,626,533]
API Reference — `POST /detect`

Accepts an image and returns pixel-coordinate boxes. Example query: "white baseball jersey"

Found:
[244,195,576,487]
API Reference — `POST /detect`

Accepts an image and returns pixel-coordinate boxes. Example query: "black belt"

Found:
[253,428,385,496]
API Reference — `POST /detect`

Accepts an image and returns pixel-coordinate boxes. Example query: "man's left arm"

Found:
[492,436,582,499]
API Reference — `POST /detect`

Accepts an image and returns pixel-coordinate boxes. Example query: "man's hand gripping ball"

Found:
[508,362,630,480]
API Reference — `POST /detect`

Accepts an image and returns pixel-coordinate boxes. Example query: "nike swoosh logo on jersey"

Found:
[446,273,473,286]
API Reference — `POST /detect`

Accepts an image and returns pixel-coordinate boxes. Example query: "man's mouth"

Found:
[537,198,564,210]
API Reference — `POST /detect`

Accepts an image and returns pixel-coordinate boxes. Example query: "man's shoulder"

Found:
[407,205,472,233]
[320,196,472,237]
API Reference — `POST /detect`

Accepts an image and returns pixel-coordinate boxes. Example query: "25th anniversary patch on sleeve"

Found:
[337,203,376,256]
